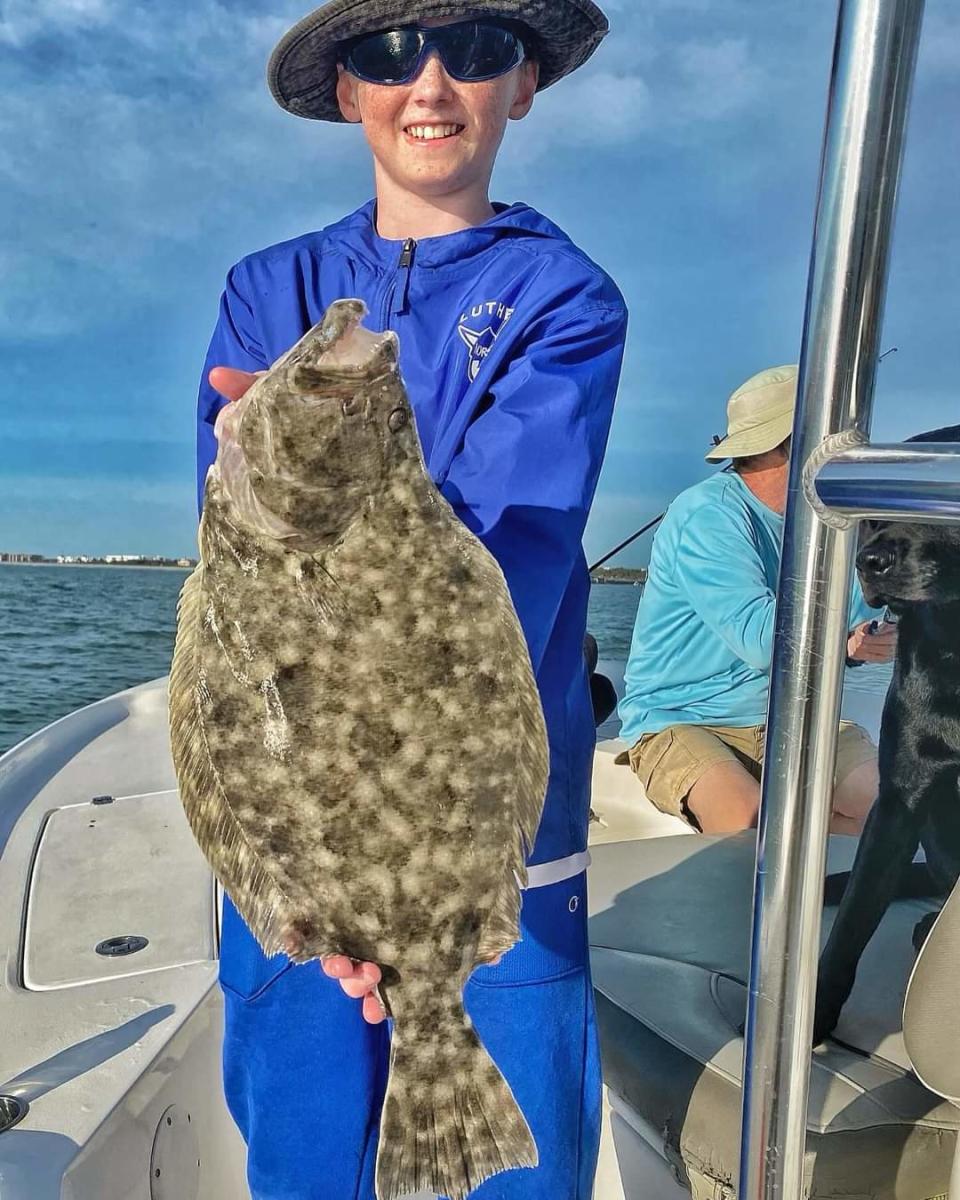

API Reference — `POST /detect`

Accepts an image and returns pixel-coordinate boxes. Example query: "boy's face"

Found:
[336,16,538,202]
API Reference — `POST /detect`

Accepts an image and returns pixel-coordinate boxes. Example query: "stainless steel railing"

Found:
[737,2,936,1199]
[814,444,960,522]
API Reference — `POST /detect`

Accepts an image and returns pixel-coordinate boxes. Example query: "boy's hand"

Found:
[847,619,897,663]
[320,950,505,1025]
[322,957,387,1025]
[209,366,265,403]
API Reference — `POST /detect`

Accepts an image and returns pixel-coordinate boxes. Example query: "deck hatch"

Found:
[22,790,215,990]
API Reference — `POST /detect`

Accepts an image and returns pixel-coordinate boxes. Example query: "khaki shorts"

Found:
[617,721,877,823]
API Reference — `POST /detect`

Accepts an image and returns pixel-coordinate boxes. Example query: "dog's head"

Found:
[856,424,960,611]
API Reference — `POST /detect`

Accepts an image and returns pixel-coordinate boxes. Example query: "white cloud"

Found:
[527,70,654,146]
[503,23,767,165]
[0,0,114,44]
[674,38,764,121]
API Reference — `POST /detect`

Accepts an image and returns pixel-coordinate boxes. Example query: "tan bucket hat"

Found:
[268,0,610,122]
[705,364,798,462]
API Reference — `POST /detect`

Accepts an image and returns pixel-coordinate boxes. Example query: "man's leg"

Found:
[631,720,878,837]
[829,723,880,836]
[686,760,762,833]
[627,724,764,833]
[690,756,878,837]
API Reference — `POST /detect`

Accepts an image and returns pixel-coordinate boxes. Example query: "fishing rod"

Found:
[588,512,665,573]
[589,346,901,575]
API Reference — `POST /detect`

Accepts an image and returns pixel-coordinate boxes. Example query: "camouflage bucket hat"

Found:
[268,0,610,122]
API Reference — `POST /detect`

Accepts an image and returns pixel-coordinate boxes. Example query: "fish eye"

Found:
[388,409,407,433]
[342,397,360,416]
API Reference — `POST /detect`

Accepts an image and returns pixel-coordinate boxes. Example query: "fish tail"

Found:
[375,987,537,1200]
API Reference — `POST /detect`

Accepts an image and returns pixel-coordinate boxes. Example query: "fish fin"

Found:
[475,826,528,962]
[169,565,294,957]
[511,653,550,857]
[375,990,537,1200]
[474,625,551,964]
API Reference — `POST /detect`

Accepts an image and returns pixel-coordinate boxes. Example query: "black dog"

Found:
[813,424,960,1046]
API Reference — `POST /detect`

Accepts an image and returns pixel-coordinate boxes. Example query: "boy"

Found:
[197,3,628,1197]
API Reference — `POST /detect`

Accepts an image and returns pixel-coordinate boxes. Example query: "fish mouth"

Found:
[314,305,399,374]
[211,302,397,544]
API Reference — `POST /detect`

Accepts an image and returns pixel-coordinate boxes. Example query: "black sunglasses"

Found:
[341,19,527,86]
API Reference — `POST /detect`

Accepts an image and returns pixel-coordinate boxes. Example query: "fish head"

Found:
[222,300,420,547]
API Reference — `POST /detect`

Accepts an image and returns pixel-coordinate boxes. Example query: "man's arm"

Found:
[440,302,628,674]
[674,504,777,671]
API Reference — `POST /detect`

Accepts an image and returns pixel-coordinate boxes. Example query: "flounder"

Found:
[169,299,550,1200]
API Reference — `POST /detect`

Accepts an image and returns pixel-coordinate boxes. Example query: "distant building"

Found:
[591,566,648,585]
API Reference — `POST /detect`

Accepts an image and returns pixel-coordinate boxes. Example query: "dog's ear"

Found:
[907,425,960,445]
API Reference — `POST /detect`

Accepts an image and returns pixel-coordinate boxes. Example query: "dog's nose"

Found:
[856,543,896,576]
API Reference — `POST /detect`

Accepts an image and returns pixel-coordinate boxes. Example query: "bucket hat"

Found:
[705,364,798,462]
[268,0,610,122]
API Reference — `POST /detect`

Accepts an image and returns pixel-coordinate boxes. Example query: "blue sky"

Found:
[1,0,957,565]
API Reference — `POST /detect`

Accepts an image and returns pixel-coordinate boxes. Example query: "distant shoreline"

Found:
[0,561,191,572]
[590,566,647,585]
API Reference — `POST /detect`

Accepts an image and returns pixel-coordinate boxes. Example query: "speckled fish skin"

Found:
[168,299,549,1200]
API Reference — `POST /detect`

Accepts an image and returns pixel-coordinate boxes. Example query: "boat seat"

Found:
[589,834,957,1200]
[904,869,960,1103]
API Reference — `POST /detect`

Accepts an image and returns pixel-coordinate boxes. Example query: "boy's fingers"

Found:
[208,366,262,402]
[357,961,382,986]
[323,958,382,1001]
[321,955,355,979]
[340,965,381,999]
[362,991,387,1025]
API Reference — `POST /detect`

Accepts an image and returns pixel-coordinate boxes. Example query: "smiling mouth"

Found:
[404,123,465,141]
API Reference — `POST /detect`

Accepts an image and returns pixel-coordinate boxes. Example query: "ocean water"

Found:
[0,564,188,755]
[0,566,892,756]
[587,582,646,660]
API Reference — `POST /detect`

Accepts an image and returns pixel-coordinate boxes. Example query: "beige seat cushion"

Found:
[589,834,956,1199]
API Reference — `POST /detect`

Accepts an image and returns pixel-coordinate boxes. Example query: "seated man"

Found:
[617,364,896,835]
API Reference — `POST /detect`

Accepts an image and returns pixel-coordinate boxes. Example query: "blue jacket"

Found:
[618,469,877,743]
[196,199,628,865]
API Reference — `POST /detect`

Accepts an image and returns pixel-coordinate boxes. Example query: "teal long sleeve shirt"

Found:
[617,470,877,745]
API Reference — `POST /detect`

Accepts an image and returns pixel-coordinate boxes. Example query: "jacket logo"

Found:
[457,301,515,383]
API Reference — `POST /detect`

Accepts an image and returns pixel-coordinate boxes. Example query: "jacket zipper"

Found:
[384,237,416,323]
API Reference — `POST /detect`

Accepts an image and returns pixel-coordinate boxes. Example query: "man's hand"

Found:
[847,619,897,664]
[209,367,264,403]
